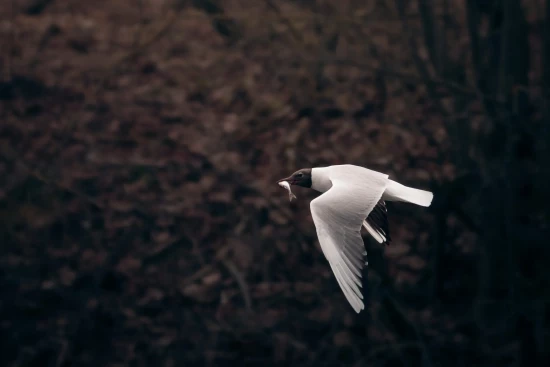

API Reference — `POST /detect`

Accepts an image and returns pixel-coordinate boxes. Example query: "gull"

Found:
[277,164,433,313]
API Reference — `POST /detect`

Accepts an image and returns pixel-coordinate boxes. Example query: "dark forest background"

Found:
[1,0,549,366]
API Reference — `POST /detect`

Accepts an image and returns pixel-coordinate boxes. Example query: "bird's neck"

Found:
[311,167,333,193]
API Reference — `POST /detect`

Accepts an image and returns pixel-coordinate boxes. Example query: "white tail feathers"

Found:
[382,180,433,207]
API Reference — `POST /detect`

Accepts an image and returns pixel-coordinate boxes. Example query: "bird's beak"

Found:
[277,176,294,184]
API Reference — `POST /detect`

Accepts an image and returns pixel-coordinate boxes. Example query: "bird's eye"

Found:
[295,173,303,178]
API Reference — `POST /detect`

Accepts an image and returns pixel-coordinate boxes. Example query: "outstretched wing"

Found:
[310,178,385,313]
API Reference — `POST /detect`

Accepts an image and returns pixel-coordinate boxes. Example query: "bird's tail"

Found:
[382,180,433,207]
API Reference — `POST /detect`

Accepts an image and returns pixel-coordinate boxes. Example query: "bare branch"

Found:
[222,259,253,313]
[418,0,441,72]
[395,0,450,117]
[465,0,481,87]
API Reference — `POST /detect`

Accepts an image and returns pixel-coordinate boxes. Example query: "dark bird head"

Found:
[277,168,312,188]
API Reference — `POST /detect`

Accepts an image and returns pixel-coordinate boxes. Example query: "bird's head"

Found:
[277,168,312,188]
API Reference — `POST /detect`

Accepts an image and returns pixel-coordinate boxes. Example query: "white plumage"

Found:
[285,164,433,313]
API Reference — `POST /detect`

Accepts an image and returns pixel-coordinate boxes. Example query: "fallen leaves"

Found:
[0,0,471,366]
[58,266,76,286]
[397,255,427,271]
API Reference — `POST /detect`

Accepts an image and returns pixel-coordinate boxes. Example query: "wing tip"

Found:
[353,301,365,313]
[362,220,386,244]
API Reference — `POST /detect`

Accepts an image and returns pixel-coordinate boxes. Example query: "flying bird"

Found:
[278,164,433,313]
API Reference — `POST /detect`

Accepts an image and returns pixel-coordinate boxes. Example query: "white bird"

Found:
[277,164,433,313]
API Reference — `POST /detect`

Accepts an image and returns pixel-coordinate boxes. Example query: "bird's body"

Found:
[278,164,433,313]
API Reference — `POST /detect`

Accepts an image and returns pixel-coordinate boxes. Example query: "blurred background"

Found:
[1,0,549,366]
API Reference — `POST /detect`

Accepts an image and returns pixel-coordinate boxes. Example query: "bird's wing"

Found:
[310,177,385,313]
[363,200,391,245]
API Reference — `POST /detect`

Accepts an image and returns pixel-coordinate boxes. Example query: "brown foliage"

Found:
[1,0,549,366]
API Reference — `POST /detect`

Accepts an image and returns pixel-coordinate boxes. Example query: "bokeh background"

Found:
[1,0,549,366]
